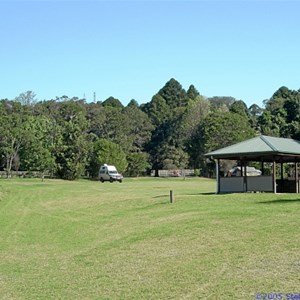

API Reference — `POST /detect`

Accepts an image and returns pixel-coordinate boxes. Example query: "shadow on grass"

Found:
[186,192,216,196]
[136,198,170,209]
[153,192,217,198]
[258,198,300,204]
[152,194,169,199]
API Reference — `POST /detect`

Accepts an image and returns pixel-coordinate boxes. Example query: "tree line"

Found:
[1,79,299,179]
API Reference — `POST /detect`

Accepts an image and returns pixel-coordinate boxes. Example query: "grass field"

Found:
[0,177,300,299]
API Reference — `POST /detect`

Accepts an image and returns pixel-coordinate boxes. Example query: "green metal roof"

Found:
[205,135,300,161]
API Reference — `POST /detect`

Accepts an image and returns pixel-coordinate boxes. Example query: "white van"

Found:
[99,164,123,183]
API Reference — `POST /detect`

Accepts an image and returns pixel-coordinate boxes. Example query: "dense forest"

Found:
[1,78,300,180]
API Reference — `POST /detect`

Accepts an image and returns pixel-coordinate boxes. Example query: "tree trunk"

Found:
[6,155,13,178]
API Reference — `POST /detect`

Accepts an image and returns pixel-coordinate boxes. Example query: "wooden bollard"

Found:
[170,190,174,203]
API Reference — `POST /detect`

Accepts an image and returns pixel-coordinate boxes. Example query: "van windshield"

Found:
[108,170,118,174]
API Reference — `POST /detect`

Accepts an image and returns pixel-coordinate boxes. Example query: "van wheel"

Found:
[119,180,122,183]
[110,177,113,183]
[100,178,104,183]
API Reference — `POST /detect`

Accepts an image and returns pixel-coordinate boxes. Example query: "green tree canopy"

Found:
[122,106,153,152]
[230,100,249,117]
[20,116,55,180]
[0,101,31,177]
[89,138,128,178]
[187,84,200,100]
[102,96,124,108]
[143,93,170,126]
[127,99,139,108]
[158,78,189,108]
[54,100,90,180]
[200,111,256,153]
[258,86,300,139]
[126,152,150,177]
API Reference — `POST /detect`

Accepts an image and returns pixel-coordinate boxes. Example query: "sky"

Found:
[1,0,300,107]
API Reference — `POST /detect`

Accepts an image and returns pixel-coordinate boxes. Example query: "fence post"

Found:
[170,190,174,203]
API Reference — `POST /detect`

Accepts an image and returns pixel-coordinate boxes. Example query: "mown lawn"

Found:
[0,177,299,299]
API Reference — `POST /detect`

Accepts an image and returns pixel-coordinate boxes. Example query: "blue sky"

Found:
[1,0,299,106]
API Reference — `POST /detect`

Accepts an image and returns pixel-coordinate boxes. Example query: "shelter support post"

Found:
[216,159,220,194]
[273,160,277,194]
[295,162,299,193]
[244,161,247,192]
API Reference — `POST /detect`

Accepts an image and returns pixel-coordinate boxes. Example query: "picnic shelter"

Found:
[205,135,300,193]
